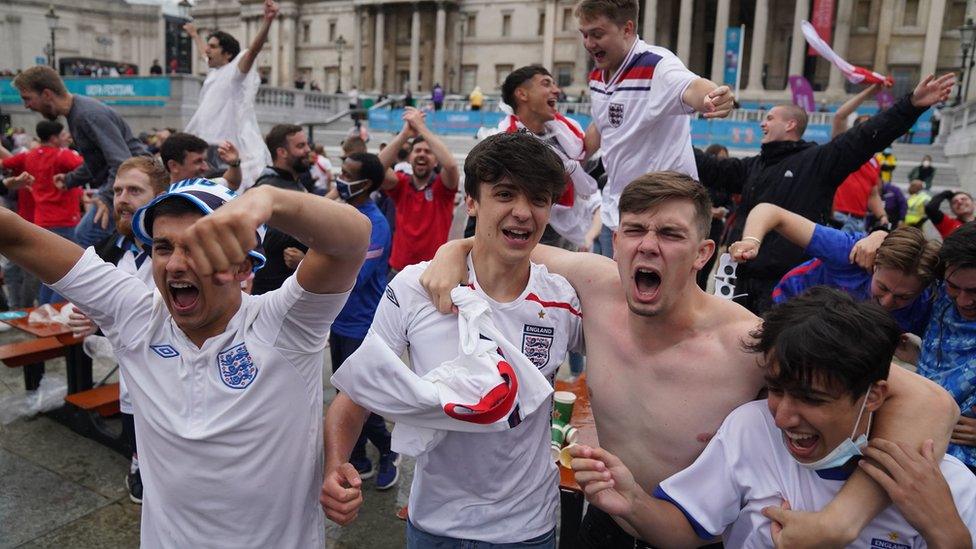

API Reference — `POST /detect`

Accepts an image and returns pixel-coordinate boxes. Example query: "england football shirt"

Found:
[372,257,583,542]
[656,400,976,548]
[53,248,350,548]
[589,38,699,229]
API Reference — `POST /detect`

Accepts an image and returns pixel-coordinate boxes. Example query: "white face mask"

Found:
[792,388,873,471]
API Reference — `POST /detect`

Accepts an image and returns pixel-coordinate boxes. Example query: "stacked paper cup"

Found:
[551,391,579,467]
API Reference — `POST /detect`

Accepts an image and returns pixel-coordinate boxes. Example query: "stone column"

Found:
[374,6,385,92]
[642,0,657,43]
[826,0,853,95]
[410,3,421,91]
[352,7,362,89]
[874,0,897,72]
[921,0,948,76]
[270,17,280,86]
[433,2,447,87]
[710,0,731,82]
[676,0,693,64]
[745,0,769,91]
[282,14,296,87]
[543,0,557,69]
[787,0,810,80]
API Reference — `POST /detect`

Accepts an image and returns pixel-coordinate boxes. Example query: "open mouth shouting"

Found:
[501,227,533,246]
[633,267,662,302]
[783,430,820,460]
[590,50,607,64]
[168,280,201,314]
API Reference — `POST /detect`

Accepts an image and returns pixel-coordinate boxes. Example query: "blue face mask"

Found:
[336,177,370,201]
[793,388,873,471]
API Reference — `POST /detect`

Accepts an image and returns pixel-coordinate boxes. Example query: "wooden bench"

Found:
[64,383,120,417]
[0,337,69,368]
[0,337,71,391]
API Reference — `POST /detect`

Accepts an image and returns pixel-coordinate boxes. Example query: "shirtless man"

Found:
[423,170,958,547]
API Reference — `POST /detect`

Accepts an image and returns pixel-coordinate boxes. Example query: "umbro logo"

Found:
[784,170,794,178]
[150,344,180,358]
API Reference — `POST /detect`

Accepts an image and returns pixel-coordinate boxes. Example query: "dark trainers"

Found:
[376,452,400,490]
[125,469,143,504]
[350,456,375,480]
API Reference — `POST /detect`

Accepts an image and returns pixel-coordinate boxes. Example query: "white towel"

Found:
[331,287,554,456]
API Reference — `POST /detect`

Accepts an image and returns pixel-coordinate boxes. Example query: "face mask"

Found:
[793,388,873,471]
[336,177,370,201]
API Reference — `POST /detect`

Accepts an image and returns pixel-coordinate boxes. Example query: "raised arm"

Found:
[181,185,370,294]
[378,122,413,191]
[682,79,735,119]
[403,107,459,190]
[832,84,880,138]
[217,140,242,190]
[182,23,210,65]
[238,0,278,75]
[694,148,747,195]
[728,203,816,262]
[766,367,959,546]
[0,207,84,284]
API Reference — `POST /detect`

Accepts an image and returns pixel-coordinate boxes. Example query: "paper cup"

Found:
[559,444,579,469]
[551,424,566,448]
[552,391,577,424]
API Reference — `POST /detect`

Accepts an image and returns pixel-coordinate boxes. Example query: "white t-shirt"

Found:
[185,51,271,190]
[53,248,349,549]
[589,38,699,229]
[115,240,153,415]
[373,260,583,542]
[657,400,976,548]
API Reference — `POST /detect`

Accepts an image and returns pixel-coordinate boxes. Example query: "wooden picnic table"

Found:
[1,303,92,394]
[555,374,597,549]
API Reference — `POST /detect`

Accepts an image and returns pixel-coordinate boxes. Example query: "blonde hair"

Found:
[875,227,941,286]
[117,157,170,195]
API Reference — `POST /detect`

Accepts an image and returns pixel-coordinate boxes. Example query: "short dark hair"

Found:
[207,31,241,61]
[940,221,976,272]
[745,287,900,400]
[409,136,427,152]
[463,132,565,204]
[35,120,63,142]
[160,132,209,169]
[704,143,728,157]
[618,171,712,238]
[574,0,639,26]
[265,124,304,159]
[501,66,552,109]
[346,152,386,193]
[147,196,204,234]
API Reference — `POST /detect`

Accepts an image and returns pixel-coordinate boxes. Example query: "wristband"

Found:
[228,160,241,167]
[742,236,762,246]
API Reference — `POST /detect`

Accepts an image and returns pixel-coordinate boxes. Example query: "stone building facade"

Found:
[0,0,163,75]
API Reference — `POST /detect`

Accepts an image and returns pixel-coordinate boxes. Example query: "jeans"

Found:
[38,226,77,304]
[74,201,116,249]
[591,224,614,259]
[832,211,866,235]
[4,263,39,309]
[407,521,555,549]
[330,331,392,458]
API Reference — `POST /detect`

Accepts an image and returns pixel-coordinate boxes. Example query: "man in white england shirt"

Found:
[0,176,370,548]
[322,132,583,547]
[575,0,735,254]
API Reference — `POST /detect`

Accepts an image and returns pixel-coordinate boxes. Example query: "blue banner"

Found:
[723,27,743,88]
[1,77,171,106]
[369,108,592,136]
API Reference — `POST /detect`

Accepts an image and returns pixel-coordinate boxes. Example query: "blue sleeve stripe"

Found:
[652,485,717,541]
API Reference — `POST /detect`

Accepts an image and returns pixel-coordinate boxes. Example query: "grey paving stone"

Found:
[16,500,141,549]
[0,448,110,549]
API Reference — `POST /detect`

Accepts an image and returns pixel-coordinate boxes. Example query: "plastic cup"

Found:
[559,444,579,469]
[552,391,576,424]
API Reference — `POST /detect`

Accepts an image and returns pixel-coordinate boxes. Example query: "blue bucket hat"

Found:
[132,178,267,271]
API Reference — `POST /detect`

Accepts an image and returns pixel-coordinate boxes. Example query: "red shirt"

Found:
[386,171,456,271]
[2,146,84,228]
[832,158,880,217]
[934,215,963,238]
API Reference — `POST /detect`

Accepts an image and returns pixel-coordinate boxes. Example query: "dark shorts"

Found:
[577,506,723,549]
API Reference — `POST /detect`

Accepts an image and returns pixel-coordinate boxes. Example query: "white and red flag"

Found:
[802,20,893,87]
